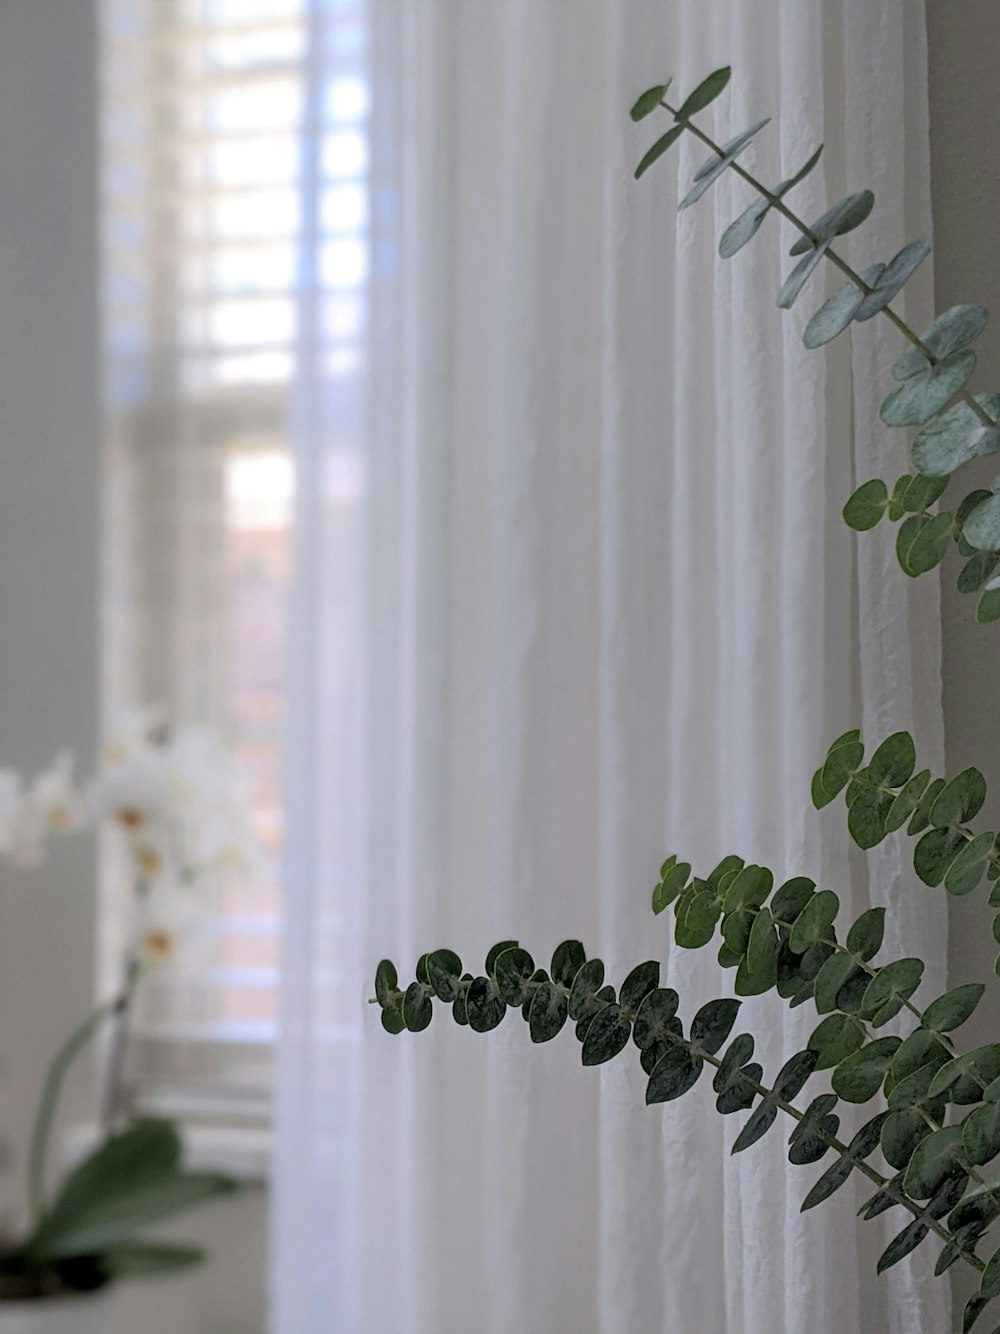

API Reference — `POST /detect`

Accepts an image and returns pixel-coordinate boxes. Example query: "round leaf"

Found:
[912,393,1000,477]
[855,239,931,321]
[403,981,433,1033]
[550,940,587,988]
[494,947,537,1007]
[945,832,996,897]
[842,479,888,532]
[789,889,839,954]
[880,349,976,428]
[771,877,816,924]
[885,769,932,834]
[832,1036,901,1103]
[581,1004,632,1066]
[914,827,967,887]
[690,998,741,1055]
[633,987,680,1049]
[527,980,567,1043]
[803,264,885,349]
[375,959,399,1007]
[859,958,924,1027]
[963,1102,1000,1167]
[868,731,916,787]
[813,953,862,1015]
[963,491,1000,552]
[931,767,988,827]
[790,191,874,256]
[846,906,886,961]
[645,1047,703,1104]
[808,1013,865,1071]
[426,949,464,1002]
[485,940,519,975]
[381,1001,405,1035]
[465,977,505,1033]
[922,983,986,1033]
[896,511,953,577]
[566,957,605,1019]
[619,960,660,1015]
[675,890,722,948]
[893,304,989,380]
[903,1125,964,1199]
[881,1107,935,1171]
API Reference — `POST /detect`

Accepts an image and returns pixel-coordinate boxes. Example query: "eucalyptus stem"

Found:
[27,998,117,1225]
[660,99,998,432]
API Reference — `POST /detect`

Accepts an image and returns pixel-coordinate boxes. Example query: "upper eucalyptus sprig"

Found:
[373,66,1000,1332]
[633,67,1000,624]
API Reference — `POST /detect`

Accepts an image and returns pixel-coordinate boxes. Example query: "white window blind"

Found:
[101,0,370,1117]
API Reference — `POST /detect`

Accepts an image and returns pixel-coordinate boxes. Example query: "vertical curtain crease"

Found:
[272,3,946,1331]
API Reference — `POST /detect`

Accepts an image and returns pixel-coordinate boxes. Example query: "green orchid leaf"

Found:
[893,304,989,379]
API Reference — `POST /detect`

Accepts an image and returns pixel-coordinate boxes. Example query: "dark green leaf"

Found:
[375,960,398,1007]
[528,980,568,1043]
[630,83,670,122]
[381,1000,406,1034]
[789,889,839,953]
[790,191,874,255]
[652,859,691,914]
[893,304,989,379]
[619,960,660,1014]
[959,551,1000,594]
[675,66,731,121]
[551,940,587,988]
[931,767,988,827]
[801,1155,853,1211]
[813,952,862,1014]
[646,1047,703,1104]
[566,957,605,1019]
[771,877,816,924]
[465,977,505,1033]
[881,1107,935,1171]
[788,1094,839,1166]
[719,196,771,260]
[978,579,1000,622]
[842,479,888,531]
[737,909,778,995]
[403,981,433,1032]
[817,729,865,805]
[99,1242,207,1277]
[885,769,932,834]
[494,947,537,1007]
[707,854,747,890]
[808,1013,866,1071]
[914,827,967,887]
[858,958,924,1027]
[964,1101,1000,1167]
[896,511,953,576]
[903,1125,964,1199]
[855,240,931,321]
[721,864,773,912]
[774,1050,818,1100]
[923,983,986,1033]
[690,998,741,1055]
[832,1036,901,1102]
[877,1216,930,1273]
[634,126,685,180]
[902,472,949,512]
[633,987,680,1049]
[848,787,894,849]
[929,1044,1000,1101]
[426,949,463,1002]
[675,890,722,948]
[715,1063,762,1115]
[965,491,1000,552]
[485,941,519,975]
[962,1294,990,1333]
[946,832,996,897]
[846,906,886,961]
[732,1099,777,1154]
[581,1004,632,1066]
[880,349,976,427]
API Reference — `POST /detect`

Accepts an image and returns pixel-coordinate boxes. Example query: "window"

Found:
[101,0,370,1122]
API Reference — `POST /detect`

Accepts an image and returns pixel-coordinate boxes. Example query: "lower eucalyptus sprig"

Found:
[371,943,988,1286]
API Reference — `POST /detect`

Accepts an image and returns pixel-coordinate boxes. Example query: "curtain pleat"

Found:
[272,4,946,1331]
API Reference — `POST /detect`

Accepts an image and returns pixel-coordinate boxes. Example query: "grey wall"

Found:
[927,0,1000,1322]
[0,4,267,1331]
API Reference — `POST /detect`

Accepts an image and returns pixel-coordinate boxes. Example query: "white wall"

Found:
[927,0,1000,1322]
[0,4,267,1331]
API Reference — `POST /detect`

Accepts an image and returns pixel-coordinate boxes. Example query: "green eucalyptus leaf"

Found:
[790,191,874,256]
[885,769,932,834]
[721,864,773,913]
[737,909,778,995]
[881,1107,935,1172]
[575,983,616,1041]
[869,731,917,788]
[630,83,670,122]
[771,877,816,924]
[886,1061,948,1115]
[619,960,660,1014]
[715,1063,762,1115]
[675,890,722,948]
[896,511,953,577]
[689,117,771,183]
[846,906,886,961]
[929,1044,1000,1101]
[880,349,976,428]
[903,1125,965,1199]
[855,240,931,321]
[713,1033,755,1086]
[813,953,862,1015]
[403,981,433,1033]
[913,827,967,887]
[690,998,741,1055]
[858,958,924,1027]
[494,947,537,1007]
[964,491,1000,552]
[923,983,986,1033]
[581,1004,632,1066]
[773,1049,818,1101]
[652,859,691,914]
[978,579,1000,622]
[789,889,839,953]
[707,854,747,891]
[801,1156,854,1211]
[567,960,608,1023]
[528,980,568,1042]
[902,473,949,512]
[963,1101,1000,1167]
[374,959,398,1007]
[426,949,463,1002]
[732,1099,777,1154]
[804,264,885,350]
[848,786,895,849]
[485,940,519,976]
[788,1093,840,1166]
[646,1046,703,1104]
[842,479,889,532]
[893,304,989,379]
[381,1000,406,1035]
[945,831,996,897]
[932,767,988,827]
[722,908,753,957]
[634,126,685,180]
[415,954,431,985]
[962,1294,990,1334]
[817,730,865,806]
[912,393,1000,477]
[777,240,831,310]
[808,1013,866,1071]
[832,1036,901,1103]
[876,1216,932,1274]
[465,977,505,1034]
[959,551,1000,594]
[550,940,587,988]
[675,66,731,120]
[633,986,681,1049]
[719,196,771,260]
[909,777,947,836]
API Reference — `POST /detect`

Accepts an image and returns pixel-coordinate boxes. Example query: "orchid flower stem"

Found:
[99,875,152,1134]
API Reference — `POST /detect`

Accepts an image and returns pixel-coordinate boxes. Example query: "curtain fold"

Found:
[272,3,945,1330]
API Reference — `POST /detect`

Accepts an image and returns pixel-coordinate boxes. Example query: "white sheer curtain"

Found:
[272,3,946,1332]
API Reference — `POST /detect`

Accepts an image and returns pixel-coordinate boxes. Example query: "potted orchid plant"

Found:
[0,710,258,1332]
